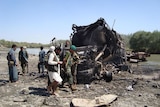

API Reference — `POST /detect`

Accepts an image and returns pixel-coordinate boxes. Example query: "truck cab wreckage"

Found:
[70,18,128,84]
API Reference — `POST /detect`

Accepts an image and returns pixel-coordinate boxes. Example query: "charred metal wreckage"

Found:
[69,18,129,84]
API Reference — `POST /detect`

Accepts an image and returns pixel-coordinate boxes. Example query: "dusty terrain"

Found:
[0,50,160,107]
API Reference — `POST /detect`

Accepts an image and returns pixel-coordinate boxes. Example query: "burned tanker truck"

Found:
[70,18,127,84]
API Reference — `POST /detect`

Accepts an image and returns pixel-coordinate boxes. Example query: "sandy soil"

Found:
[0,50,160,107]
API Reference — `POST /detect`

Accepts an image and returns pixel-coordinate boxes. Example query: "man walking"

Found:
[47,46,62,96]
[18,46,29,75]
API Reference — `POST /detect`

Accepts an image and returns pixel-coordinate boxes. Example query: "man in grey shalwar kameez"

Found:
[7,44,18,82]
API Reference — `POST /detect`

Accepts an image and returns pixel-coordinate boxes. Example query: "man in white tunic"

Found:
[48,46,62,96]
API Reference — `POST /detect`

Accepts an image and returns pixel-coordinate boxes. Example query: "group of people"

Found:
[7,44,29,83]
[38,40,80,96]
[7,40,80,96]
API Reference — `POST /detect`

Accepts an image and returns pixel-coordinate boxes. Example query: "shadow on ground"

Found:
[0,79,9,87]
[29,87,50,97]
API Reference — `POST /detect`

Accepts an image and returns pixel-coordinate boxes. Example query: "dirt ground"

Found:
[0,50,160,107]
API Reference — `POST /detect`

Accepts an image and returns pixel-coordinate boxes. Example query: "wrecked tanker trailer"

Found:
[71,18,128,83]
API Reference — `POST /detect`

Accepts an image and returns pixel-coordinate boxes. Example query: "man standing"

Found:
[18,46,29,75]
[60,40,71,86]
[7,44,18,82]
[23,46,29,73]
[63,45,78,91]
[38,46,45,73]
[71,46,79,87]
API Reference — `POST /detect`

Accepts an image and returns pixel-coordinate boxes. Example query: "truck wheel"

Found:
[103,71,112,82]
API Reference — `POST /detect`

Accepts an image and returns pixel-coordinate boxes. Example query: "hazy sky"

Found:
[0,0,159,44]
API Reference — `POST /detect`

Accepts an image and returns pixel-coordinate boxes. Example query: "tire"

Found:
[77,68,94,84]
[103,71,112,82]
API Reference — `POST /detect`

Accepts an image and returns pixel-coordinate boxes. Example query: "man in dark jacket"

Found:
[18,46,29,75]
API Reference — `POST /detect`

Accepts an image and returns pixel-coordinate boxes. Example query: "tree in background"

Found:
[129,30,160,53]
[148,31,160,53]
[0,39,67,48]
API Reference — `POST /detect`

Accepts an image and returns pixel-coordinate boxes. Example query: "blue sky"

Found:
[0,0,159,44]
